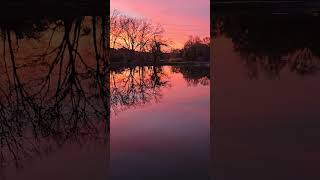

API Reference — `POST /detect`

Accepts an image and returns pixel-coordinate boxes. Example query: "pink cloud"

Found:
[111,0,210,48]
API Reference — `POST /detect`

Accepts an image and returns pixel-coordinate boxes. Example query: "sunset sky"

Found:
[111,0,210,49]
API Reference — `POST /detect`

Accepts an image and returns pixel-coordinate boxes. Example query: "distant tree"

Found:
[182,36,210,61]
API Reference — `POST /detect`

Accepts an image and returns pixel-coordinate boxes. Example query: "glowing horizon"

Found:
[111,0,210,49]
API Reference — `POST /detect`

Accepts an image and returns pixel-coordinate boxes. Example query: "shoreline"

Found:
[109,61,210,68]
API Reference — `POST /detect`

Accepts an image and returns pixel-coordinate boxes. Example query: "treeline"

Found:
[110,10,210,63]
[171,36,210,62]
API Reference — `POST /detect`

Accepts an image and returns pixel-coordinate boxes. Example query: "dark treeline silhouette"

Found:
[111,37,210,64]
[109,64,210,113]
[172,65,210,86]
[171,36,210,62]
[213,12,320,78]
[110,11,210,64]
[0,13,111,170]
[110,66,170,113]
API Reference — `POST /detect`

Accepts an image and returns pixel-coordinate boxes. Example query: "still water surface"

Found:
[110,66,210,180]
[212,12,320,180]
[1,64,210,179]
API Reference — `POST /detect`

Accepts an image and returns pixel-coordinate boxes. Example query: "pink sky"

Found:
[111,0,210,49]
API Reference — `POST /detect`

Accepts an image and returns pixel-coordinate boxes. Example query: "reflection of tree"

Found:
[0,15,110,169]
[172,65,210,86]
[109,65,209,115]
[214,14,320,78]
[110,66,170,113]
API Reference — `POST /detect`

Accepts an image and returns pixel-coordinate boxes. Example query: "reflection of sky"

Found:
[213,35,320,179]
[110,67,210,179]
[111,0,210,49]
[4,142,109,180]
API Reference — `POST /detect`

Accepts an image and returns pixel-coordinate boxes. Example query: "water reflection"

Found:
[212,10,320,180]
[110,65,210,112]
[214,13,320,78]
[110,66,170,113]
[0,14,110,180]
[110,65,210,180]
[172,65,210,86]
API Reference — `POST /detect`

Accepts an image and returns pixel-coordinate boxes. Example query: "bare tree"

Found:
[149,24,167,63]
[0,15,110,169]
[110,11,167,62]
[110,66,170,114]
[110,10,122,50]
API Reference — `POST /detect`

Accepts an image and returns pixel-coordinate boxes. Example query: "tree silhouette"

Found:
[213,13,320,78]
[110,66,170,113]
[172,65,210,86]
[0,15,110,169]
